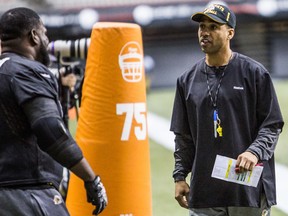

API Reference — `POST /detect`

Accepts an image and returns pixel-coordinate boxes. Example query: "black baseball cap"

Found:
[191,4,236,29]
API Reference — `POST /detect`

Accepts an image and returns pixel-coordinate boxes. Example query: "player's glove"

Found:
[84,175,108,215]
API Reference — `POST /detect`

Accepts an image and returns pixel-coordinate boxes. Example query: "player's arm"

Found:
[173,133,194,181]
[22,97,82,168]
[22,97,107,215]
[173,132,194,209]
[246,124,281,161]
[236,71,283,173]
[236,124,281,173]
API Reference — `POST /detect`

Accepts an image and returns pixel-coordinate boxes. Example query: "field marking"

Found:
[147,112,288,214]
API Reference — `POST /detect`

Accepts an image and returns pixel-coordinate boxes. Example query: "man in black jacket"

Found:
[171,4,284,216]
[0,7,107,215]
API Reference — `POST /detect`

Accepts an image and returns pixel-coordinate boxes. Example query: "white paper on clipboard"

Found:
[211,155,263,187]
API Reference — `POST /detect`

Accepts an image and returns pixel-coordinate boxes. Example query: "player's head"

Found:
[0,7,41,41]
[191,4,236,29]
[191,4,236,55]
[0,7,50,66]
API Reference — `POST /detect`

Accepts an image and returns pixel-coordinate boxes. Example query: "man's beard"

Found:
[39,40,50,67]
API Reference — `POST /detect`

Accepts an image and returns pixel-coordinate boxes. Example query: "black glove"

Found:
[84,175,108,215]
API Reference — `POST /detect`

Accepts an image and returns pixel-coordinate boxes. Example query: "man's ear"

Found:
[30,29,40,45]
[227,28,235,40]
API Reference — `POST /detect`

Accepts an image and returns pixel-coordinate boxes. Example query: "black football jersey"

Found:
[0,52,63,188]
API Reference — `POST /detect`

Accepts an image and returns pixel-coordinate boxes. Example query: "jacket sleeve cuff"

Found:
[246,148,260,161]
[174,175,186,183]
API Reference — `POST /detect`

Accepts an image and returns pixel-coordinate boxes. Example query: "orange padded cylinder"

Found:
[66,22,152,216]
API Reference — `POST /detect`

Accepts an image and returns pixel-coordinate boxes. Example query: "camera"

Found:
[48,38,91,62]
[48,38,90,126]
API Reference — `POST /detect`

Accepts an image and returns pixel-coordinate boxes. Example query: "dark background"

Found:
[1,0,287,88]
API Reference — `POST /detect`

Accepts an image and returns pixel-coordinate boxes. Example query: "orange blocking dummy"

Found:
[66,22,152,216]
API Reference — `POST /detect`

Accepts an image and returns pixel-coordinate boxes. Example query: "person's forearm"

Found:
[247,126,281,161]
[70,158,96,182]
[173,133,194,180]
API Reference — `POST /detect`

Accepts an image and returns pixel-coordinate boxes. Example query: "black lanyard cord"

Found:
[205,64,226,108]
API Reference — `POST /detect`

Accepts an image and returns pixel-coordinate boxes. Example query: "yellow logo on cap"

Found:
[204,4,225,16]
[214,4,225,12]
[204,8,217,15]
[226,12,230,21]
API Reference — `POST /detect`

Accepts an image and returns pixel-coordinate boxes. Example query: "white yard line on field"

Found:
[147,112,288,214]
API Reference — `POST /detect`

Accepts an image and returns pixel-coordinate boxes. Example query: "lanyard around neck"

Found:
[205,64,226,108]
[204,52,234,108]
[205,65,226,138]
